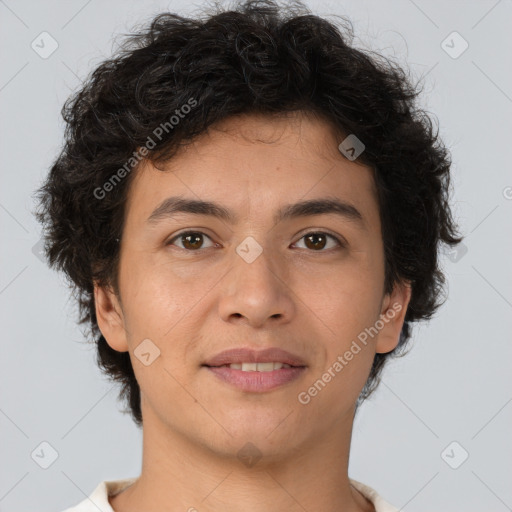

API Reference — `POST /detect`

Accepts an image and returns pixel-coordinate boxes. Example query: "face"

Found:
[95,111,411,461]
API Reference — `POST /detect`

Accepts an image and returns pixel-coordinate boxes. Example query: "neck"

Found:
[110,404,373,512]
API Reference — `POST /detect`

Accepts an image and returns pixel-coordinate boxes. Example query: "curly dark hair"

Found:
[34,0,463,427]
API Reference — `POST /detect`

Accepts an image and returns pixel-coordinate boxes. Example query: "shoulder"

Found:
[59,478,138,512]
[349,479,400,512]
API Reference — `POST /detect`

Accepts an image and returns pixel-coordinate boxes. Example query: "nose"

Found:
[217,242,295,328]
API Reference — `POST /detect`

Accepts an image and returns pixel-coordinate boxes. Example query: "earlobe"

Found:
[375,280,412,354]
[94,282,129,352]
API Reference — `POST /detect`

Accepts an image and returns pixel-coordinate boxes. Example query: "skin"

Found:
[95,111,411,512]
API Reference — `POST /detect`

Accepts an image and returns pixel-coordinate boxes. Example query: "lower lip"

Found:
[204,366,306,392]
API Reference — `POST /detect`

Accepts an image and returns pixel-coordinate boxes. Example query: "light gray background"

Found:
[1,0,511,511]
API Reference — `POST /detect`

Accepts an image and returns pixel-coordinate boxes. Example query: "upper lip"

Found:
[203,347,307,367]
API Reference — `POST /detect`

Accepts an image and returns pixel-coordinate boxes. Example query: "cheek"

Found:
[312,257,381,325]
[121,265,200,413]
[119,256,211,392]
[119,252,204,335]
[305,255,382,370]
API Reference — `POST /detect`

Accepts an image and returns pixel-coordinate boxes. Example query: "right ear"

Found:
[94,282,129,352]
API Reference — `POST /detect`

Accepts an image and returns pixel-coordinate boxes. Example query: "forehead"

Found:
[124,112,380,232]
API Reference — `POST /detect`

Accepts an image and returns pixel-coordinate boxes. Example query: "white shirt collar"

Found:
[61,477,399,512]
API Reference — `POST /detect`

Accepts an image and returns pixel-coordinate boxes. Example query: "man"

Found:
[35,1,463,511]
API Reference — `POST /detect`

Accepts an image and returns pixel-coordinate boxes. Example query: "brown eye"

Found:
[167,231,214,251]
[294,232,343,251]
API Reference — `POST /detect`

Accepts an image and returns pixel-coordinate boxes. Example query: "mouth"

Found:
[202,346,307,367]
[202,347,307,392]
[205,362,297,371]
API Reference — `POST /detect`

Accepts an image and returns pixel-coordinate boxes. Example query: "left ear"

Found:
[375,279,412,354]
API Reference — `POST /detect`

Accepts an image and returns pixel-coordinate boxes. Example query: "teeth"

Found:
[227,362,292,371]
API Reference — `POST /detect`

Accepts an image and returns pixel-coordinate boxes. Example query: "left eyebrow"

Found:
[277,197,366,229]
[146,195,367,230]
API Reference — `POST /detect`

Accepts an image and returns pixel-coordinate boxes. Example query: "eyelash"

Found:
[166,230,345,253]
